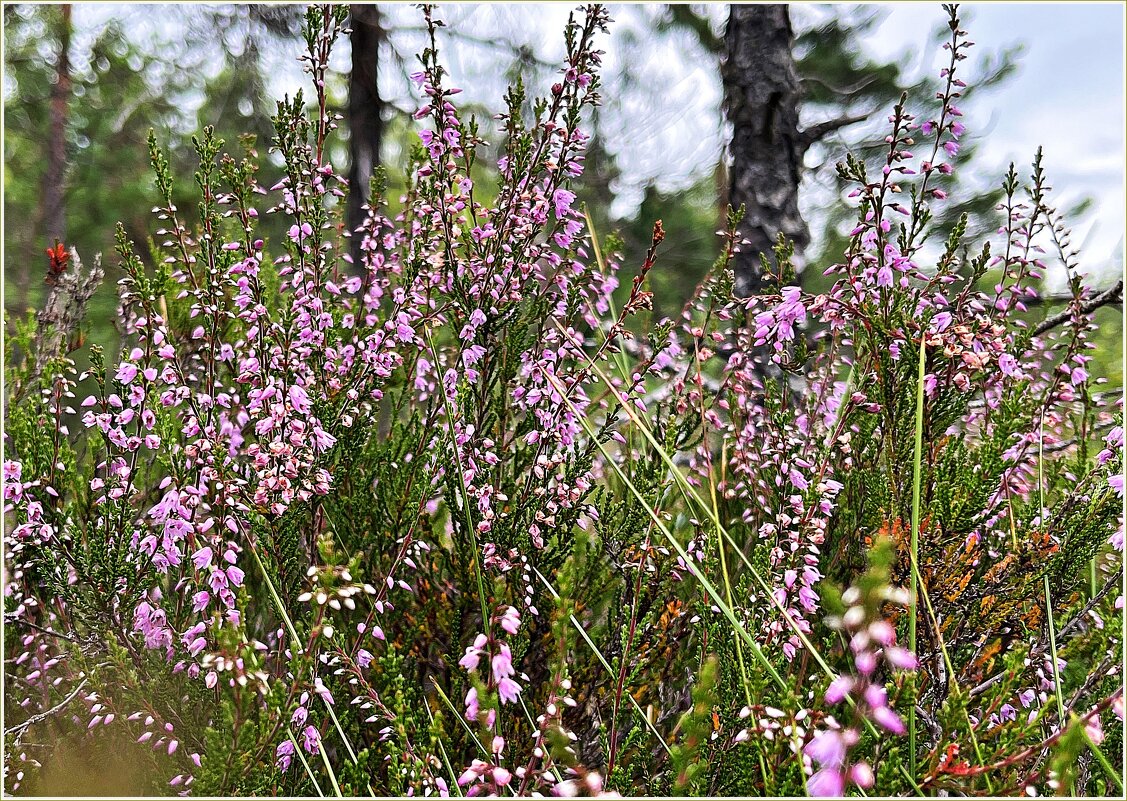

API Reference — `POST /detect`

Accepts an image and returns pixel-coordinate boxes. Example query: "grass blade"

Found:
[908,335,927,779]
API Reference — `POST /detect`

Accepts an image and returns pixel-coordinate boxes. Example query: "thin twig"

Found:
[5,678,89,747]
[3,614,80,644]
[1033,279,1122,336]
[799,112,870,151]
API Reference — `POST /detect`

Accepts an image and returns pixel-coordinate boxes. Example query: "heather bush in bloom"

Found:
[3,4,1123,797]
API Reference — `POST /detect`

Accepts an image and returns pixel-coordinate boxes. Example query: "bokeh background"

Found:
[4,2,1124,383]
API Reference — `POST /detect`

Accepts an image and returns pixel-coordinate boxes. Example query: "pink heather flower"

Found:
[872,705,907,735]
[850,762,875,789]
[1085,715,1105,746]
[998,352,1019,376]
[804,730,846,768]
[1109,474,1124,498]
[825,676,853,704]
[943,140,959,157]
[491,645,515,683]
[226,564,245,587]
[497,676,522,704]
[464,686,480,721]
[191,547,213,571]
[3,460,21,483]
[115,363,139,385]
[274,740,294,772]
[301,725,320,754]
[287,222,314,243]
[459,646,482,672]
[288,384,312,414]
[808,768,845,797]
[1070,367,1088,386]
[499,606,521,635]
[863,684,889,710]
[357,649,373,668]
[313,678,334,705]
[868,620,895,646]
[553,188,576,218]
[555,780,580,797]
[885,647,918,670]
[798,585,818,612]
[456,769,476,788]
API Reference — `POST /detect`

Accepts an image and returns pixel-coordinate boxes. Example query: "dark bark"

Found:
[722,4,806,297]
[27,4,72,318]
[347,4,384,268]
[43,4,71,247]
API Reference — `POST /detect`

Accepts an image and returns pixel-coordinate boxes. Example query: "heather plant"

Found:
[3,4,1123,798]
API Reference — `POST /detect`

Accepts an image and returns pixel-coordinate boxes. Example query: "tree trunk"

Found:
[347,4,384,268]
[29,4,71,316]
[722,4,806,297]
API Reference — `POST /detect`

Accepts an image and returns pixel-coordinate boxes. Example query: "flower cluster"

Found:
[804,555,917,797]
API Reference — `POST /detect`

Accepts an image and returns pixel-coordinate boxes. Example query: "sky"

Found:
[858,2,1126,282]
[53,2,1127,283]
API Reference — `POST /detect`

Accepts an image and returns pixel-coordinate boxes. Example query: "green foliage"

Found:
[668,655,719,795]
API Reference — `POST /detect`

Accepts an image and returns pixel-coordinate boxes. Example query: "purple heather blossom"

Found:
[872,705,907,735]
[491,645,515,683]
[804,730,846,768]
[808,767,845,797]
[499,606,521,635]
[191,547,213,571]
[497,676,522,705]
[301,725,320,754]
[115,363,140,385]
[553,188,577,218]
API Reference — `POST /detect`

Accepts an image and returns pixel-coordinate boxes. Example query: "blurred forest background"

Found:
[3,3,1123,385]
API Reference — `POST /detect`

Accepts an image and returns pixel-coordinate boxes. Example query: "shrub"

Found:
[3,4,1122,797]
